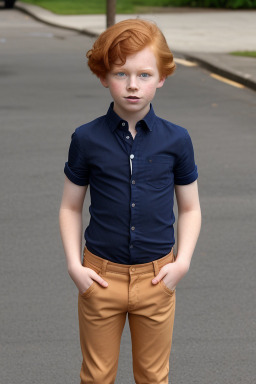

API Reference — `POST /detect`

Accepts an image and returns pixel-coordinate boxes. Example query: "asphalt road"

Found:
[1,9,256,384]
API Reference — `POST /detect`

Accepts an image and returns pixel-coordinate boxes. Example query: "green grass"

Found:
[21,0,106,14]
[230,51,256,58]
[20,0,174,14]
[20,0,256,14]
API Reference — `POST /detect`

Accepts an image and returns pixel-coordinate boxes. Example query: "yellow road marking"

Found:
[174,58,197,67]
[210,73,244,88]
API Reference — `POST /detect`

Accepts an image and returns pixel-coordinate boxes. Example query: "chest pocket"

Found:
[146,155,173,189]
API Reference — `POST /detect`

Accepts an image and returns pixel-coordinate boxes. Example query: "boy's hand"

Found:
[69,264,108,295]
[152,259,189,291]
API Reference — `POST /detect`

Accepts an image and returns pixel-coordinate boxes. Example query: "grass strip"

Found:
[20,0,175,14]
[230,51,256,58]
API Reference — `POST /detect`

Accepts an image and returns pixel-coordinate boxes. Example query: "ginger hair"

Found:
[86,19,176,79]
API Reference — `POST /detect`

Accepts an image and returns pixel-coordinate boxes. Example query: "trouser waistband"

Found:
[83,247,175,276]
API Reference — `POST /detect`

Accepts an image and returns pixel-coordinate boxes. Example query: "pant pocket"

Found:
[155,254,176,297]
[79,260,102,299]
[159,280,176,297]
[79,280,97,299]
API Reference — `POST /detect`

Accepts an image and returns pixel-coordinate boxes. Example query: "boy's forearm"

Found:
[59,208,83,273]
[152,206,201,288]
[175,208,201,273]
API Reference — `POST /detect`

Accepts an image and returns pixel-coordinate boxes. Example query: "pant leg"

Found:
[78,260,128,384]
[128,269,176,384]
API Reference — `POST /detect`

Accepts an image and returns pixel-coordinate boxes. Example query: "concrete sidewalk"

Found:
[15,1,256,90]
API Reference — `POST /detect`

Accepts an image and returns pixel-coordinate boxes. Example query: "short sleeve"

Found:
[174,129,198,185]
[64,131,90,186]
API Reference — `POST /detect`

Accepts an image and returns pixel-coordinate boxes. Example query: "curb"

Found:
[183,53,256,91]
[15,2,100,37]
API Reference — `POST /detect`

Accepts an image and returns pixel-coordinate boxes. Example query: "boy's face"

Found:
[100,46,165,120]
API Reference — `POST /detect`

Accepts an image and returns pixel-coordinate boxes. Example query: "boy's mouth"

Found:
[126,96,140,100]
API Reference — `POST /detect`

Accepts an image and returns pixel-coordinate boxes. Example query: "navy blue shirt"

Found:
[64,103,198,264]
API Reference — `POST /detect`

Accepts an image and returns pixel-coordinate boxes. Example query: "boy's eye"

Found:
[116,72,126,77]
[140,73,150,78]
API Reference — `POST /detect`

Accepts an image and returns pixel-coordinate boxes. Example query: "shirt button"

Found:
[131,226,135,231]
[131,203,135,207]
[126,135,130,139]
[131,180,136,185]
[130,154,134,159]
[130,244,133,249]
[122,122,125,126]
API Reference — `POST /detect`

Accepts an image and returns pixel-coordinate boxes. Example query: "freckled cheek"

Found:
[144,85,158,99]
[109,82,124,96]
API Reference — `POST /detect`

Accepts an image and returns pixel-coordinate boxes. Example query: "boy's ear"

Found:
[100,77,109,88]
[157,77,166,89]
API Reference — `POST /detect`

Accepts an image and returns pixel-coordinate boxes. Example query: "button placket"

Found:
[129,132,143,263]
[130,154,134,176]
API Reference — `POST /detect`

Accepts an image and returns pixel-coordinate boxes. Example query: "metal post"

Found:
[106,0,116,28]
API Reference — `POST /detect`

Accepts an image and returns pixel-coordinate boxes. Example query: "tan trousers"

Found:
[78,246,176,384]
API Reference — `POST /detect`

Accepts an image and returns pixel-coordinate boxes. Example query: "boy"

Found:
[59,19,201,384]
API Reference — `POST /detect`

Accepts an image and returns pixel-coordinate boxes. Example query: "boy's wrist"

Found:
[174,256,190,278]
[68,261,83,278]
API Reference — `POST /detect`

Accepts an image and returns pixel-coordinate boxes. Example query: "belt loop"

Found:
[153,260,159,277]
[101,259,108,276]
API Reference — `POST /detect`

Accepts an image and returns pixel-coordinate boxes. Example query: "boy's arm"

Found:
[59,177,108,294]
[152,180,201,289]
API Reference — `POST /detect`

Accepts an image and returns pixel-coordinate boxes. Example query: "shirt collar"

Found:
[106,102,156,133]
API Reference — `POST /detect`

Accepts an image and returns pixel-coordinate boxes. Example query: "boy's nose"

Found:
[127,76,138,90]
